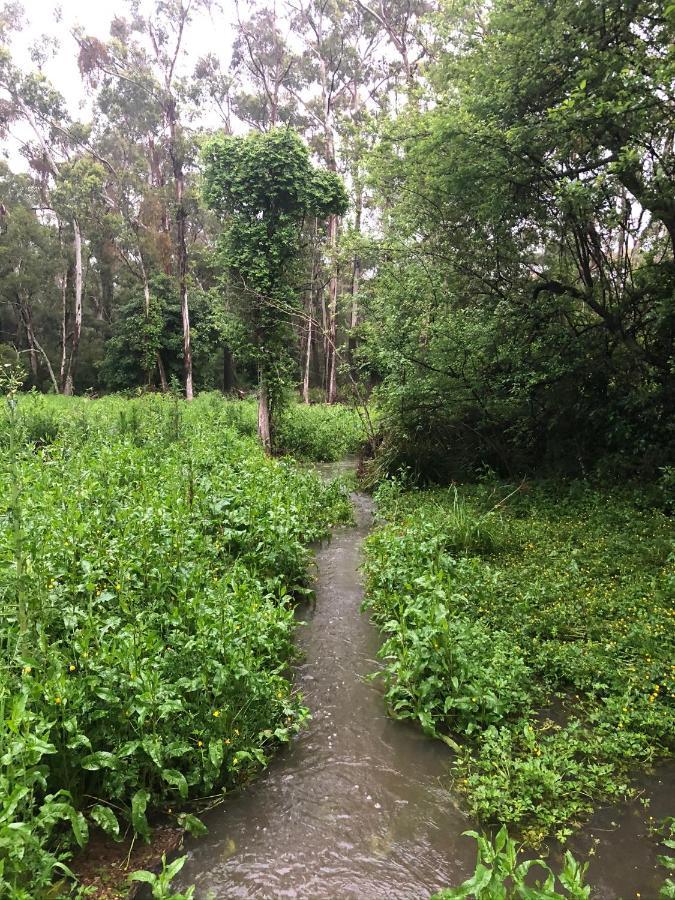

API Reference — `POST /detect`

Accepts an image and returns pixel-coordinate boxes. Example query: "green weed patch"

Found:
[0,392,351,895]
[364,479,674,845]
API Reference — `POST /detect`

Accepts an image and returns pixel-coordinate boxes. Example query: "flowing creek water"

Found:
[178,466,672,899]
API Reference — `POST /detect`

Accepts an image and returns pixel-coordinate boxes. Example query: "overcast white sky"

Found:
[1,1,238,168]
[15,0,236,114]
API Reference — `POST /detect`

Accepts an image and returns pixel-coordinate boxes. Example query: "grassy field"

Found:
[0,391,355,896]
[364,476,674,846]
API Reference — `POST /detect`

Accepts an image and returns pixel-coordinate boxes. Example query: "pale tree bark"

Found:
[326,210,339,403]
[348,80,363,369]
[14,295,38,381]
[14,99,82,396]
[143,4,194,399]
[59,264,68,391]
[18,297,60,394]
[168,110,193,400]
[302,295,313,404]
[321,287,329,390]
[286,2,345,402]
[63,218,83,396]
[257,366,272,451]
[348,188,363,364]
[32,333,59,394]
[303,218,321,403]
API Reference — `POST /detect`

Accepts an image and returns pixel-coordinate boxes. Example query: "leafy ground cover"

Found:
[0,388,351,896]
[200,395,368,462]
[432,827,591,900]
[364,476,674,846]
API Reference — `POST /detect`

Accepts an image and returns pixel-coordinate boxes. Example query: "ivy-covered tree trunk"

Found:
[202,129,348,453]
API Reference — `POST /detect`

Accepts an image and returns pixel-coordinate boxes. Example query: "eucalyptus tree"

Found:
[355,0,433,88]
[230,0,300,131]
[77,0,214,399]
[0,167,62,391]
[0,19,110,394]
[202,128,347,449]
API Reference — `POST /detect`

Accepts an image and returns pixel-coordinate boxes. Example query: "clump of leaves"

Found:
[657,817,675,899]
[130,854,194,899]
[432,826,590,899]
[364,479,674,842]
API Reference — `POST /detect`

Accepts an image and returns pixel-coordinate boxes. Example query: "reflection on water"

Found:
[179,463,673,899]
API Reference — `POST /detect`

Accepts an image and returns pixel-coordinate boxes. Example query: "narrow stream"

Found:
[178,471,672,899]
[178,483,475,898]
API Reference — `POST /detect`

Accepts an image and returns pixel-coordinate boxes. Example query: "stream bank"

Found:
[177,486,476,898]
[177,473,672,899]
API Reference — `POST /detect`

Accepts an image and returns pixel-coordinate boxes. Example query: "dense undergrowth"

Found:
[364,476,674,846]
[0,389,352,896]
[203,395,367,462]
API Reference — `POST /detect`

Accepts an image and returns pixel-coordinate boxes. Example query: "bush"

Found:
[363,480,674,844]
[0,392,352,894]
[276,402,367,461]
[432,827,590,899]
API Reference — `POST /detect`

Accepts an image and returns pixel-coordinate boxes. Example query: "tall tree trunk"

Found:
[321,288,329,390]
[16,297,39,382]
[348,183,363,368]
[168,107,193,400]
[156,352,169,392]
[302,296,313,404]
[257,367,272,452]
[63,219,83,396]
[59,265,68,392]
[223,345,235,392]
[326,211,339,404]
[21,308,59,395]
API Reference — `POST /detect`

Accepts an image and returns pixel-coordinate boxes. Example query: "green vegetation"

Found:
[201,396,367,462]
[0,0,672,893]
[364,478,674,844]
[202,128,348,449]
[657,817,675,899]
[432,827,590,900]
[0,388,351,896]
[365,0,674,483]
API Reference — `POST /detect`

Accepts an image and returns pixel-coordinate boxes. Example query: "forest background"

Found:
[0,0,673,479]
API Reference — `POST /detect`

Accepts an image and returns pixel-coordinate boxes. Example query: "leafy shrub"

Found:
[364,480,674,843]
[186,394,367,461]
[0,393,351,894]
[276,401,367,461]
[432,826,590,899]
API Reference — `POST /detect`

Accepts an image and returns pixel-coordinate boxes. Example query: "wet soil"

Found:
[71,826,183,899]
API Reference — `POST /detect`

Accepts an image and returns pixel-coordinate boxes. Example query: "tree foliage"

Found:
[202,127,347,447]
[365,0,674,480]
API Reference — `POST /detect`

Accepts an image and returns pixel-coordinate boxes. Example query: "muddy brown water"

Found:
[178,470,672,899]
